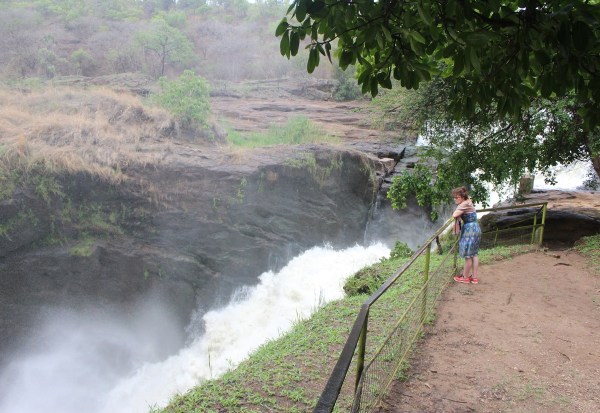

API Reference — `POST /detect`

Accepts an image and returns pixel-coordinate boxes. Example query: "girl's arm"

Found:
[452,200,470,218]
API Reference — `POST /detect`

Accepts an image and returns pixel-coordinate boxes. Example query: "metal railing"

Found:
[314,202,547,413]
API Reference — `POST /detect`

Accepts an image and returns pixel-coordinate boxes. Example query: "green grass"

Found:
[70,236,96,257]
[159,240,549,413]
[574,233,600,274]
[226,116,338,148]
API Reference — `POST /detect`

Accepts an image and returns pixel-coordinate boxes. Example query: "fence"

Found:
[314,202,548,413]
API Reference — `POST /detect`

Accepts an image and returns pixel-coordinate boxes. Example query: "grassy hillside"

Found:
[0,85,178,185]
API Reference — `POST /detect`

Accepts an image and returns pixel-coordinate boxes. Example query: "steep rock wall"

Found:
[0,145,386,358]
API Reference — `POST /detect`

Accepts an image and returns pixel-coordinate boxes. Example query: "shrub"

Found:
[390,241,413,259]
[331,65,362,101]
[150,70,210,129]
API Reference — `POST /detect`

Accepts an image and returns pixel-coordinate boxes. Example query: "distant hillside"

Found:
[0,0,334,83]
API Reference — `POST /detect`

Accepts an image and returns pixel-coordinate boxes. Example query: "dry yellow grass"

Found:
[0,86,178,183]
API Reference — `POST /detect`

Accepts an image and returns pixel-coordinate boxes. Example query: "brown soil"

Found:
[377,250,600,413]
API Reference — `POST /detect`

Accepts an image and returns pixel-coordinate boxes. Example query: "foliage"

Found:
[278,1,600,209]
[331,65,362,102]
[150,70,210,128]
[277,0,600,130]
[574,234,600,274]
[70,48,95,76]
[387,163,453,220]
[70,236,96,257]
[389,241,413,260]
[582,167,600,190]
[0,1,312,82]
[135,17,196,77]
[226,116,335,147]
[382,76,600,207]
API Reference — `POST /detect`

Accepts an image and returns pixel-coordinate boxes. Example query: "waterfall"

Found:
[0,243,389,413]
[534,160,594,190]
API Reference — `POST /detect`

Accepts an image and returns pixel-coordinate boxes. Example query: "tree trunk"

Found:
[592,154,600,179]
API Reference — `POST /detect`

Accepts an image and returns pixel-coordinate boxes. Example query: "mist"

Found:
[0,292,186,413]
[0,243,389,413]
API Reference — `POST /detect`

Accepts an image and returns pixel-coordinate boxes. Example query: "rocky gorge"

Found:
[0,78,440,364]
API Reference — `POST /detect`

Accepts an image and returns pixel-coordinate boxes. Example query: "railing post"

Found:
[538,203,547,246]
[453,234,459,275]
[531,210,538,245]
[355,313,368,393]
[422,245,431,323]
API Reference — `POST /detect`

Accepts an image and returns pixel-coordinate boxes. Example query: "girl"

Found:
[452,187,481,284]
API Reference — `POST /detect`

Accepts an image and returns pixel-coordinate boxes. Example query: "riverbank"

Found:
[156,234,600,412]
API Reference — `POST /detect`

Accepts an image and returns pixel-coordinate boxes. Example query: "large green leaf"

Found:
[280,32,290,57]
[290,32,300,56]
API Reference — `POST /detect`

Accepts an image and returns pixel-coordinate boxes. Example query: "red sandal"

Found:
[453,275,471,284]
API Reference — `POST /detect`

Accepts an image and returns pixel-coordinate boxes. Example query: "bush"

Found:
[150,70,210,129]
[343,266,388,296]
[331,66,362,101]
[390,241,413,259]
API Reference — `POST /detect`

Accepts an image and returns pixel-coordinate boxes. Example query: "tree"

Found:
[277,0,600,125]
[277,0,600,204]
[135,18,195,77]
[384,78,599,208]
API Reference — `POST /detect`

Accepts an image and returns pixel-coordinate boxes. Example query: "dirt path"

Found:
[377,250,600,413]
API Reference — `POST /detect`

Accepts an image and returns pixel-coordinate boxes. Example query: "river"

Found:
[0,243,389,413]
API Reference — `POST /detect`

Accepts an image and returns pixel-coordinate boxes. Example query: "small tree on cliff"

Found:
[276,0,600,205]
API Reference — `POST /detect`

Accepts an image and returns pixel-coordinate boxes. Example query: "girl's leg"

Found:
[463,257,473,278]
[472,255,479,279]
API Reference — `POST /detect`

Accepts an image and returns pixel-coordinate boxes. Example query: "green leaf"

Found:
[468,47,480,72]
[325,42,332,63]
[378,72,392,89]
[382,26,393,42]
[280,32,290,57]
[453,52,464,76]
[376,32,385,49]
[296,0,307,22]
[370,76,379,97]
[357,67,371,85]
[463,31,494,47]
[410,30,427,44]
[339,50,353,69]
[275,20,288,37]
[290,32,300,56]
[307,1,325,15]
[307,47,319,73]
[417,3,433,26]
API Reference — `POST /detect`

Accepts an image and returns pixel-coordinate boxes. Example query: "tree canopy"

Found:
[277,0,600,128]
[277,0,600,206]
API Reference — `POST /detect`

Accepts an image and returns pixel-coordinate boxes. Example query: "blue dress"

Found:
[459,211,481,258]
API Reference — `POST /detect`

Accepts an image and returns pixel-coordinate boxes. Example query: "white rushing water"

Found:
[534,160,593,190]
[0,243,389,413]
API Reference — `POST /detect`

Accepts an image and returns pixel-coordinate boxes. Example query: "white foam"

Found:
[0,243,390,413]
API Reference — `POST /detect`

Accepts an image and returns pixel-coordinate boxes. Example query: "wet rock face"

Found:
[0,146,381,356]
